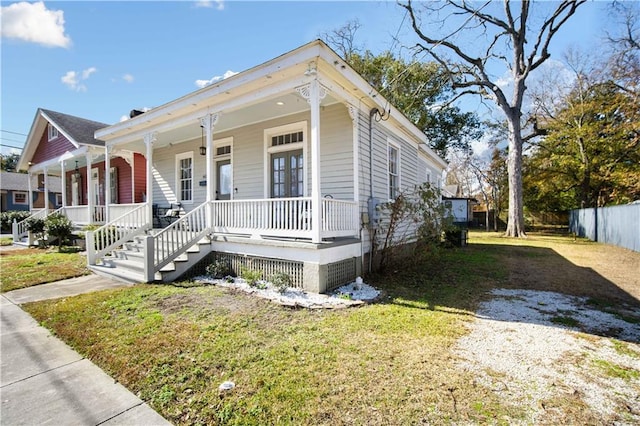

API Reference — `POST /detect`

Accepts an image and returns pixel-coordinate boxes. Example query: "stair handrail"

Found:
[150,201,210,273]
[12,207,61,242]
[87,203,150,264]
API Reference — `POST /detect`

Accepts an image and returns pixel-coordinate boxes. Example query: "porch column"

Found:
[43,168,49,214]
[27,172,33,212]
[60,160,67,208]
[86,152,94,223]
[144,132,157,226]
[105,146,111,222]
[348,104,361,230]
[297,75,327,243]
[200,112,221,228]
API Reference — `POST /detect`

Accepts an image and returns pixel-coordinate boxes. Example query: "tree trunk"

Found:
[504,115,527,237]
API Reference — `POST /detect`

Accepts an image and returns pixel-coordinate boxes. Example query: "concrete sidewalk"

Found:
[1,275,171,425]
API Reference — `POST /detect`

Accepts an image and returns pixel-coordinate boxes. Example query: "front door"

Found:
[91,168,100,205]
[271,150,303,198]
[216,159,231,200]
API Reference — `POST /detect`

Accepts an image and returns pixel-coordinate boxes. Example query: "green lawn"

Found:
[0,248,89,292]
[21,231,640,424]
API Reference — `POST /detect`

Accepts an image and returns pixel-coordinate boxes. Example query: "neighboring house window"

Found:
[388,140,400,200]
[264,122,306,198]
[13,192,27,205]
[176,152,193,203]
[55,194,63,206]
[109,167,118,204]
[48,124,59,141]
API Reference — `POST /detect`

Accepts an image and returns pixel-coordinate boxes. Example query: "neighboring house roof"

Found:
[41,109,108,147]
[0,171,62,193]
[18,108,110,172]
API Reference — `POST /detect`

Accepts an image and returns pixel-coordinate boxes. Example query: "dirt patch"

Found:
[490,237,640,306]
[152,288,266,316]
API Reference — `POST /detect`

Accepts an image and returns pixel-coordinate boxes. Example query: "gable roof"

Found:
[96,39,447,169]
[18,109,110,171]
[41,109,108,147]
[0,171,62,193]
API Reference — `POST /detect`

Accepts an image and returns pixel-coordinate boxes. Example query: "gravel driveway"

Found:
[455,289,640,424]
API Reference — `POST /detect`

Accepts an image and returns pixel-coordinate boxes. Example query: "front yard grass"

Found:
[0,248,89,292]
[22,230,640,424]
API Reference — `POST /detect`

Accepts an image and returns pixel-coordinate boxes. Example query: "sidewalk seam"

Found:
[94,401,146,426]
[0,357,86,388]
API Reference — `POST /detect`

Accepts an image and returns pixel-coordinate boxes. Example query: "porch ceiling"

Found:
[120,91,339,153]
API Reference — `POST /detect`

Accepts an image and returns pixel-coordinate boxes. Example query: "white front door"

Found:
[71,174,80,206]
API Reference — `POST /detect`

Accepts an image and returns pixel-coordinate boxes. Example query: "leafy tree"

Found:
[0,153,21,172]
[322,21,482,158]
[526,79,640,208]
[400,0,586,237]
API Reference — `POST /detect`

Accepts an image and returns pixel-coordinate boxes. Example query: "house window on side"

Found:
[388,142,400,200]
[48,124,59,141]
[55,194,63,206]
[176,152,193,203]
[109,167,118,204]
[13,192,27,205]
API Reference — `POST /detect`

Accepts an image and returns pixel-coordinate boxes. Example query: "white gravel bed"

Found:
[194,276,380,309]
[456,289,640,424]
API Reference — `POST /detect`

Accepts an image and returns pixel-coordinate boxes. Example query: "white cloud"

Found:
[122,73,134,83]
[82,67,97,79]
[195,70,238,88]
[194,0,224,10]
[61,66,97,92]
[0,1,71,48]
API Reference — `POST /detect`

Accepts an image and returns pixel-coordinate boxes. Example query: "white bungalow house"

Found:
[87,39,447,293]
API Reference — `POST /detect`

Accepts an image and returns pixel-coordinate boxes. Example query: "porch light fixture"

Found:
[199,124,206,156]
[73,160,81,179]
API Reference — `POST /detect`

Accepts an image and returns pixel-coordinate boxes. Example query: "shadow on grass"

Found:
[369,240,640,344]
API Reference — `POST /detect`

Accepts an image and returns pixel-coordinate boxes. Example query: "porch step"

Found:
[90,235,213,284]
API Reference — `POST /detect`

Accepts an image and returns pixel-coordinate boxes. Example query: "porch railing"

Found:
[148,201,210,276]
[108,203,140,220]
[211,197,314,238]
[12,208,52,242]
[209,197,359,239]
[87,203,149,264]
[61,206,91,224]
[322,198,359,238]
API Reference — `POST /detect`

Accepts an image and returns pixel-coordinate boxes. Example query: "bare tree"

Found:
[400,0,585,237]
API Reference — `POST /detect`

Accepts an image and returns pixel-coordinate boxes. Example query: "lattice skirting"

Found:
[326,257,358,292]
[183,251,305,289]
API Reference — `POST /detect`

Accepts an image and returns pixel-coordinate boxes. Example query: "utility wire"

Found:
[0,129,27,136]
[0,143,24,150]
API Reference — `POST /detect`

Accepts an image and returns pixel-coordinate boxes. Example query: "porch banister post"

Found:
[309,78,322,243]
[201,113,220,229]
[27,172,33,212]
[144,132,156,227]
[61,160,67,208]
[43,167,49,215]
[86,152,94,223]
[105,146,111,222]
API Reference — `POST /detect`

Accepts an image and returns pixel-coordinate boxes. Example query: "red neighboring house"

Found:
[16,108,146,224]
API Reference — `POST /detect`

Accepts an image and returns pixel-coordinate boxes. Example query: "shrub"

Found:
[206,257,232,279]
[0,211,31,232]
[270,272,292,293]
[45,213,74,249]
[240,267,262,287]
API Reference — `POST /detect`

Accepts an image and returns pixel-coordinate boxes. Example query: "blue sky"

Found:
[0,1,615,156]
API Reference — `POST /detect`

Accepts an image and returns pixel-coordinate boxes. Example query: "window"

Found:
[13,192,27,205]
[55,194,63,206]
[48,124,59,141]
[264,122,306,198]
[109,167,118,204]
[176,152,193,203]
[388,141,400,200]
